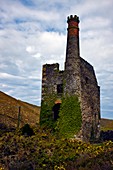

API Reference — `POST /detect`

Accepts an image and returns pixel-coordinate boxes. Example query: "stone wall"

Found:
[42,63,64,101]
[80,57,100,141]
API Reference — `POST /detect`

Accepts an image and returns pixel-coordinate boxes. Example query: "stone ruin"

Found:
[40,15,101,142]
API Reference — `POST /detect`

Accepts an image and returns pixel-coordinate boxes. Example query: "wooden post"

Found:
[17,106,21,128]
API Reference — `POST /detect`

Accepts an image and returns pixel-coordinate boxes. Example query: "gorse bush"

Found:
[1,127,113,170]
[21,123,34,136]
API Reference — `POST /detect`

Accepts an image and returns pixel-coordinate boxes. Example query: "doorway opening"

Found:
[57,84,63,94]
[52,103,61,121]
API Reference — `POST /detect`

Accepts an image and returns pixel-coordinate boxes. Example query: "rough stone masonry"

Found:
[40,15,101,142]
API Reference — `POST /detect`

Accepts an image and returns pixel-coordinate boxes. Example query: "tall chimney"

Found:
[65,15,80,70]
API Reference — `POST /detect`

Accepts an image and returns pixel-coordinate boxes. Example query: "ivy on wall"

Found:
[40,94,57,129]
[40,94,82,138]
[56,95,82,138]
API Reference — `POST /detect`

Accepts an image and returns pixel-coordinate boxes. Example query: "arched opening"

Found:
[52,103,61,121]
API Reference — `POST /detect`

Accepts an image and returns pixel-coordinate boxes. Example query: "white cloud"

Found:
[0,73,24,79]
[1,84,8,88]
[26,46,36,54]
[32,53,41,59]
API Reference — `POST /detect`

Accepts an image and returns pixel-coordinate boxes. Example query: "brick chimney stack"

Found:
[65,15,80,71]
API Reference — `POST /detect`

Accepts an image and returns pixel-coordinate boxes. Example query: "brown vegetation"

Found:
[100,118,113,131]
[0,91,40,130]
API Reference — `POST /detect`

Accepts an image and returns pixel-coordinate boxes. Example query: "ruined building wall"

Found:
[80,58,100,141]
[42,63,64,100]
[40,15,100,142]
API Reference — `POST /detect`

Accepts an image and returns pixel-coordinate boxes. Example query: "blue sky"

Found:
[0,0,113,119]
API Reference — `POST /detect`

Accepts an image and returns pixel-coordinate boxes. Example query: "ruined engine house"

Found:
[40,15,101,141]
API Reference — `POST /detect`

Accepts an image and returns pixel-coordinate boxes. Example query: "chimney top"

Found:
[67,15,79,23]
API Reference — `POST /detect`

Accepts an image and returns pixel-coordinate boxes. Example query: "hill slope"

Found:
[100,118,113,131]
[0,91,113,132]
[0,91,40,130]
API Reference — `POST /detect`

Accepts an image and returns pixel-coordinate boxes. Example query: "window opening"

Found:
[57,84,63,94]
[85,77,89,84]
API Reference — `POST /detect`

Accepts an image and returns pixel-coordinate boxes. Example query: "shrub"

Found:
[21,124,34,136]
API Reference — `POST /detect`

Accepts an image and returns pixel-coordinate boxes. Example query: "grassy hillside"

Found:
[100,118,113,131]
[0,91,40,130]
[0,90,113,132]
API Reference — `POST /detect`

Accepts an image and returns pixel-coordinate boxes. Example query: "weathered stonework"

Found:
[40,15,101,142]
